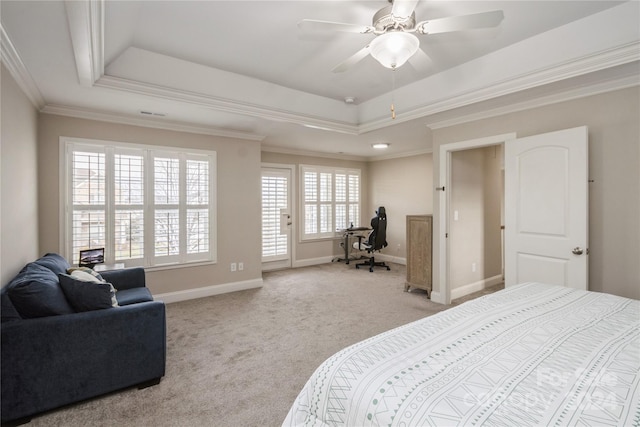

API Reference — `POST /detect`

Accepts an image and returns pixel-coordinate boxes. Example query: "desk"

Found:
[333,227,370,264]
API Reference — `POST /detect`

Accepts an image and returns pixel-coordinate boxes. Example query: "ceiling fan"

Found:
[298,0,504,73]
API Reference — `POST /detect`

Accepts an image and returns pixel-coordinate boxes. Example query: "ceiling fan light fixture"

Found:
[369,31,419,69]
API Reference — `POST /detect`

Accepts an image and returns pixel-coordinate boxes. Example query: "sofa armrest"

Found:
[1,301,166,423]
[100,267,145,291]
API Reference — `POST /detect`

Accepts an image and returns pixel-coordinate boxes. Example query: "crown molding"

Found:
[260,145,367,162]
[368,147,433,162]
[426,74,639,130]
[95,75,360,136]
[64,0,104,87]
[41,103,266,141]
[0,23,45,108]
[360,41,640,134]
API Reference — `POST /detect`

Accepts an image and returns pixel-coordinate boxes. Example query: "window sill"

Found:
[143,260,216,272]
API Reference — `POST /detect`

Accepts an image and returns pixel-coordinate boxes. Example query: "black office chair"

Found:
[354,207,390,272]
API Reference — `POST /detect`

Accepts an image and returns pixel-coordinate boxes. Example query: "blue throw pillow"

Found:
[59,274,115,312]
[6,263,75,318]
[33,253,71,275]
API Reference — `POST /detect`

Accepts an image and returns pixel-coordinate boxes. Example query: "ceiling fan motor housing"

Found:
[373,5,416,33]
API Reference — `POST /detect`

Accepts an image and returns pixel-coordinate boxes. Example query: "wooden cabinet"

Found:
[405,215,433,295]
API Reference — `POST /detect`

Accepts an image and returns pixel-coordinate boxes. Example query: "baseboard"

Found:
[154,278,263,304]
[430,291,445,305]
[292,256,336,268]
[375,253,406,265]
[450,274,503,300]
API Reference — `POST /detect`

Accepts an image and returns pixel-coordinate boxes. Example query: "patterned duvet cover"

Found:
[283,283,640,426]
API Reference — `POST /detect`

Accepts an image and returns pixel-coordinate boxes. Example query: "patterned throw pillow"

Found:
[67,266,105,282]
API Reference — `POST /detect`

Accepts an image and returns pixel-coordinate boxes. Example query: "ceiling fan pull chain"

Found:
[391,67,397,120]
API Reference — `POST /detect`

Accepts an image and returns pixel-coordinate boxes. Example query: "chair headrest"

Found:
[377,207,386,217]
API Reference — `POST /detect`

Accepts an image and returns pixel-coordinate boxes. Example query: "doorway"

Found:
[435,132,515,304]
[449,144,504,300]
[436,127,589,304]
[261,164,294,271]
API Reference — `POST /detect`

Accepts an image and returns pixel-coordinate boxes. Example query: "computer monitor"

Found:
[79,248,105,267]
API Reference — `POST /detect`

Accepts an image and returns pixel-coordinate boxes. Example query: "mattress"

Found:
[283,282,640,426]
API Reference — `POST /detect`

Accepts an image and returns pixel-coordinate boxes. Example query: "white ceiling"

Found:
[1,1,639,160]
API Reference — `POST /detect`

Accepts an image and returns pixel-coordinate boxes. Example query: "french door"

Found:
[261,165,293,271]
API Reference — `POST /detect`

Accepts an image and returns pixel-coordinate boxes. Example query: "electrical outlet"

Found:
[238,262,244,271]
[230,262,237,272]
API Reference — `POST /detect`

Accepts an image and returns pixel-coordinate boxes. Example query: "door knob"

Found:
[572,247,584,255]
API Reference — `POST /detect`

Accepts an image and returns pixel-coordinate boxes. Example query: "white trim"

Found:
[368,147,434,162]
[61,136,218,266]
[95,75,359,136]
[436,133,516,305]
[449,274,503,301]
[292,256,335,268]
[42,104,265,142]
[430,291,444,305]
[261,163,296,271]
[155,278,263,304]
[64,0,104,87]
[0,23,45,108]
[375,253,406,266]
[260,145,367,162]
[426,74,640,130]
[359,42,640,133]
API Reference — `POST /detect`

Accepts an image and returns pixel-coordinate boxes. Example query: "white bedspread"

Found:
[283,283,640,426]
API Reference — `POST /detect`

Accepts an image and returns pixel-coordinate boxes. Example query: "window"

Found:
[300,165,360,240]
[64,138,216,268]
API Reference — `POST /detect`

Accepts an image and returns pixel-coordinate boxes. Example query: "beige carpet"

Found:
[26,263,495,427]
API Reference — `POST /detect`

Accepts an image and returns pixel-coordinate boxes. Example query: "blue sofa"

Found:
[1,254,166,424]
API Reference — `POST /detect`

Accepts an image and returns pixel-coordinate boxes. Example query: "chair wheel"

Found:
[356,265,360,269]
[369,268,373,272]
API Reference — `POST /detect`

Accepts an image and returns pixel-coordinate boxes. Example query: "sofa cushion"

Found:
[1,292,22,322]
[116,287,153,306]
[6,263,74,318]
[33,253,71,276]
[59,274,116,312]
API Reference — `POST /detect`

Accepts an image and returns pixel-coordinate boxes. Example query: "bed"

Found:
[283,282,639,426]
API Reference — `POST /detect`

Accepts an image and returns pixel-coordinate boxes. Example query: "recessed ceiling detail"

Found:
[0,0,638,159]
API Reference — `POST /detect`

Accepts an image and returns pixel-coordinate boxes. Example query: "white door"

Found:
[504,126,588,289]
[261,166,292,271]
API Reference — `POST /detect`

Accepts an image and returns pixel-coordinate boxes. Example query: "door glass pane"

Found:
[262,174,288,258]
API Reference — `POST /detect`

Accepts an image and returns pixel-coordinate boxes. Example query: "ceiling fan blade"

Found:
[408,48,433,72]
[417,10,504,35]
[298,19,373,34]
[391,0,420,19]
[332,44,372,73]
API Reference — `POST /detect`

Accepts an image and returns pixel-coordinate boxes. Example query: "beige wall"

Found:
[261,151,369,264]
[37,114,262,295]
[260,152,433,265]
[1,65,40,286]
[450,146,502,291]
[367,154,433,261]
[433,87,640,300]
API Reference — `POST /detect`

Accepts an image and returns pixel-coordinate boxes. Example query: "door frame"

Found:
[261,163,296,271]
[434,133,516,305]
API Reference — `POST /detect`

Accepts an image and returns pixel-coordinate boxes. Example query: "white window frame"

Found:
[299,165,361,241]
[61,137,217,269]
